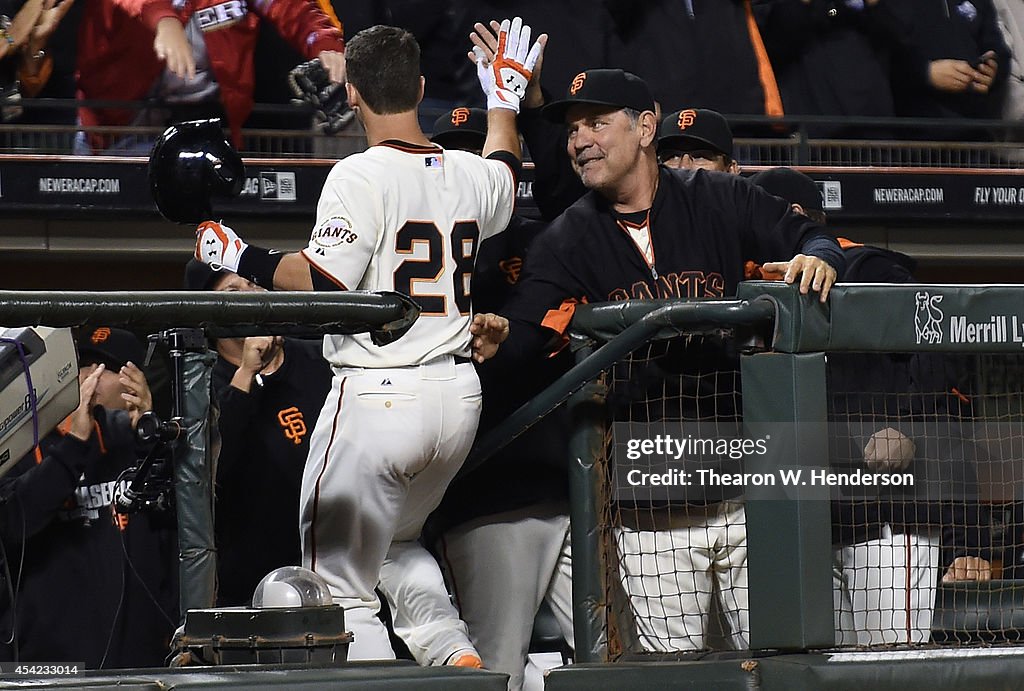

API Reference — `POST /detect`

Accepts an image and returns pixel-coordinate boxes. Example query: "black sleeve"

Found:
[799,236,846,274]
[0,434,98,543]
[501,220,589,338]
[519,106,586,222]
[733,175,846,276]
[214,381,260,486]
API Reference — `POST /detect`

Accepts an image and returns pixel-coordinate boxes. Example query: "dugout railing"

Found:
[545,282,1024,664]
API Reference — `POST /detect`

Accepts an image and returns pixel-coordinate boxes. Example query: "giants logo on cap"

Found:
[451,108,470,126]
[570,72,587,95]
[91,327,111,344]
[677,109,697,131]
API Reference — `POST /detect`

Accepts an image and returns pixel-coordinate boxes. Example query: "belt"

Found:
[454,356,473,365]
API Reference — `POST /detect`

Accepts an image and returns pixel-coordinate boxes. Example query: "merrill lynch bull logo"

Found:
[914,291,944,344]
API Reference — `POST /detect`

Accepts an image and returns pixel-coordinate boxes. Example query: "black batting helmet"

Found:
[148,119,245,224]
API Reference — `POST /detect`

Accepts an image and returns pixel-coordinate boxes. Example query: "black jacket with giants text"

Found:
[504,166,844,339]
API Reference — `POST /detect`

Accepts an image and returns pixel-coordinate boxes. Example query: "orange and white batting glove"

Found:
[474,17,542,113]
[195,220,247,273]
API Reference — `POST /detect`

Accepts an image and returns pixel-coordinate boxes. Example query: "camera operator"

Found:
[0,327,178,669]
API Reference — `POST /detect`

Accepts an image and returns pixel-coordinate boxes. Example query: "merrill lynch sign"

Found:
[913,290,1024,347]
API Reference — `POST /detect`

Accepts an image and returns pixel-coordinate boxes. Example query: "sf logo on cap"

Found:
[570,72,587,96]
[451,107,470,126]
[677,109,697,130]
[92,327,112,344]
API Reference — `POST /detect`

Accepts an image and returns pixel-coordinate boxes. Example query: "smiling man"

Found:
[492,67,846,652]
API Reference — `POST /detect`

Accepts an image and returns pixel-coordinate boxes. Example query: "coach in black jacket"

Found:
[489,68,843,653]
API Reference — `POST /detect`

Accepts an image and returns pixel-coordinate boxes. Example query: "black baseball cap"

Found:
[748,167,823,213]
[431,107,488,150]
[658,108,733,159]
[183,257,231,291]
[77,327,146,371]
[542,69,656,123]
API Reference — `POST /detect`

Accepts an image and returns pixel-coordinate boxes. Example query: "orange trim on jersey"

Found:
[310,377,346,573]
[744,0,784,118]
[377,140,444,155]
[54,415,106,454]
[542,298,583,336]
[615,211,656,270]
[745,260,785,281]
[837,237,864,250]
[300,250,350,290]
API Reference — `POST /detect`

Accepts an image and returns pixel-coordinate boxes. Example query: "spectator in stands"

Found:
[657,108,740,173]
[752,0,902,139]
[886,0,1009,138]
[184,260,333,607]
[603,0,784,130]
[0,327,178,668]
[1,0,77,144]
[74,0,345,153]
[476,56,843,651]
[427,105,574,690]
[750,166,992,644]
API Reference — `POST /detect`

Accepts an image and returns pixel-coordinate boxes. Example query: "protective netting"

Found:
[600,334,748,656]
[829,351,1024,648]
[598,336,1024,656]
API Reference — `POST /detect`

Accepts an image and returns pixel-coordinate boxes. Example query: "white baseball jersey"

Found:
[302,141,515,368]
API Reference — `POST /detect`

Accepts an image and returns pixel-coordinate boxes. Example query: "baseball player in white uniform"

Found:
[193,20,544,663]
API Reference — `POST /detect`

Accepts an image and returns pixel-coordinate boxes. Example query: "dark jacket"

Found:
[888,0,1010,127]
[0,408,178,668]
[504,166,844,342]
[432,214,573,534]
[753,0,903,137]
[606,0,781,120]
[211,338,331,606]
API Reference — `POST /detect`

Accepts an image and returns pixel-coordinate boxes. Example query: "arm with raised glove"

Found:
[469,17,546,160]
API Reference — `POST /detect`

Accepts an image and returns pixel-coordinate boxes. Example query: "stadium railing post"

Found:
[567,346,610,663]
[741,350,835,649]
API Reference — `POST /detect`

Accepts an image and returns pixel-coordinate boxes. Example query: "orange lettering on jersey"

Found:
[91,327,111,344]
[278,407,307,445]
[111,505,129,531]
[498,257,523,285]
[570,72,587,95]
[451,107,470,126]
[677,109,697,131]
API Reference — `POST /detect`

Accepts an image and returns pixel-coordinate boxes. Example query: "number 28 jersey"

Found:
[302,140,516,368]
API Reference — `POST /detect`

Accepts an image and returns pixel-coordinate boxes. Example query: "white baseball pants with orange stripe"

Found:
[833,524,941,645]
[299,355,481,662]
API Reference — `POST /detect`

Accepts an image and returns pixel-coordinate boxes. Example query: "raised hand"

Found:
[471,17,545,113]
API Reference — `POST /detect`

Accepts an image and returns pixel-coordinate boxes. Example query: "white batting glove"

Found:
[862,427,915,472]
[195,220,247,273]
[474,17,542,113]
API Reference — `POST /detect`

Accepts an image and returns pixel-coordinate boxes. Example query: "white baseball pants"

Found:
[300,356,481,661]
